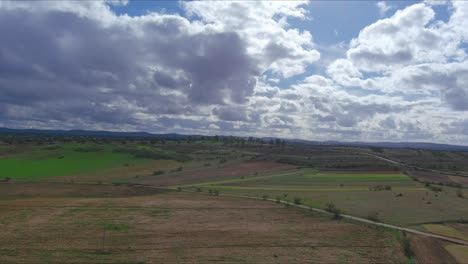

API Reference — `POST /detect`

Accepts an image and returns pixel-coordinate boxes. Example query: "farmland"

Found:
[184,168,467,227]
[1,136,467,263]
[0,182,407,263]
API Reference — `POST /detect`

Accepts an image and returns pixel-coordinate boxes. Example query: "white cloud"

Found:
[182,1,320,78]
[376,1,392,17]
[1,0,468,144]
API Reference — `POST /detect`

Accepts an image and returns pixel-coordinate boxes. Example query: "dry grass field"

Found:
[0,182,409,264]
[1,141,467,263]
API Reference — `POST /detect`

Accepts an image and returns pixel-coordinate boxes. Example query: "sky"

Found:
[1,0,468,144]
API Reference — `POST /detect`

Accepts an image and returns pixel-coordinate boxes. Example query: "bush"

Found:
[74,147,102,152]
[2,177,11,182]
[153,170,164,175]
[177,187,182,192]
[456,189,464,198]
[262,195,269,200]
[325,202,342,219]
[113,147,191,162]
[367,211,381,222]
[293,197,302,205]
[401,232,414,258]
[196,187,202,192]
[177,167,183,172]
[369,185,392,191]
[430,186,443,192]
[275,197,281,203]
[213,190,220,196]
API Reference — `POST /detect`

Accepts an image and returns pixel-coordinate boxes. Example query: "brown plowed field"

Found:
[136,161,296,186]
[0,182,406,263]
[410,236,458,264]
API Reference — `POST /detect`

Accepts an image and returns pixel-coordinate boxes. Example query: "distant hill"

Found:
[0,127,186,139]
[314,140,468,152]
[1,127,467,151]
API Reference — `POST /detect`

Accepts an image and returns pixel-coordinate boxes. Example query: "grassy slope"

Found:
[0,144,147,179]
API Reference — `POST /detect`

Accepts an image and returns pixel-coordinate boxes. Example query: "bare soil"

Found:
[408,171,464,186]
[136,161,296,186]
[320,169,401,174]
[0,182,163,199]
[0,183,406,263]
[410,236,458,264]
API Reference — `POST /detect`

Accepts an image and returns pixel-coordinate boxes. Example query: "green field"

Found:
[187,169,468,226]
[0,144,150,179]
[221,172,410,186]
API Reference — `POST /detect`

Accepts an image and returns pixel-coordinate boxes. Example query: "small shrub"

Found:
[275,197,281,203]
[177,167,183,172]
[367,211,381,222]
[325,202,342,219]
[196,187,202,192]
[177,187,182,192]
[456,189,465,198]
[369,185,392,191]
[293,197,302,205]
[262,195,269,200]
[74,147,102,152]
[213,190,219,196]
[153,170,164,175]
[395,193,403,197]
[401,232,414,258]
[2,177,11,182]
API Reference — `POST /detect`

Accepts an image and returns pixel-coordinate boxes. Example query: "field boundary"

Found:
[9,180,468,246]
[152,186,468,246]
[362,152,468,178]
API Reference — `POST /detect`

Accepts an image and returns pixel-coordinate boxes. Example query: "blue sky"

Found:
[111,1,438,45]
[1,0,468,144]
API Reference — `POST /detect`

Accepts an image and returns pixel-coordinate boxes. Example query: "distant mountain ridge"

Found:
[1,127,467,151]
[0,127,186,139]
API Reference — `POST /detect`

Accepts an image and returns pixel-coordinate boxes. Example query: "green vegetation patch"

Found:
[0,144,149,179]
[216,172,410,187]
[98,222,129,232]
[424,224,468,241]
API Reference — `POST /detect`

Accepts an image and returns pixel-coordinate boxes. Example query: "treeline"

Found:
[0,134,287,147]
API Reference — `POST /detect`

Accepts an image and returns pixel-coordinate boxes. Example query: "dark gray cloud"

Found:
[213,106,248,122]
[1,1,468,145]
[0,3,259,129]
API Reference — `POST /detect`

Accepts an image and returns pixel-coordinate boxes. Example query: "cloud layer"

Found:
[0,1,468,144]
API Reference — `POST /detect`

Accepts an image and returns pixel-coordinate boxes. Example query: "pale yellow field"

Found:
[424,224,468,241]
[445,244,468,263]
